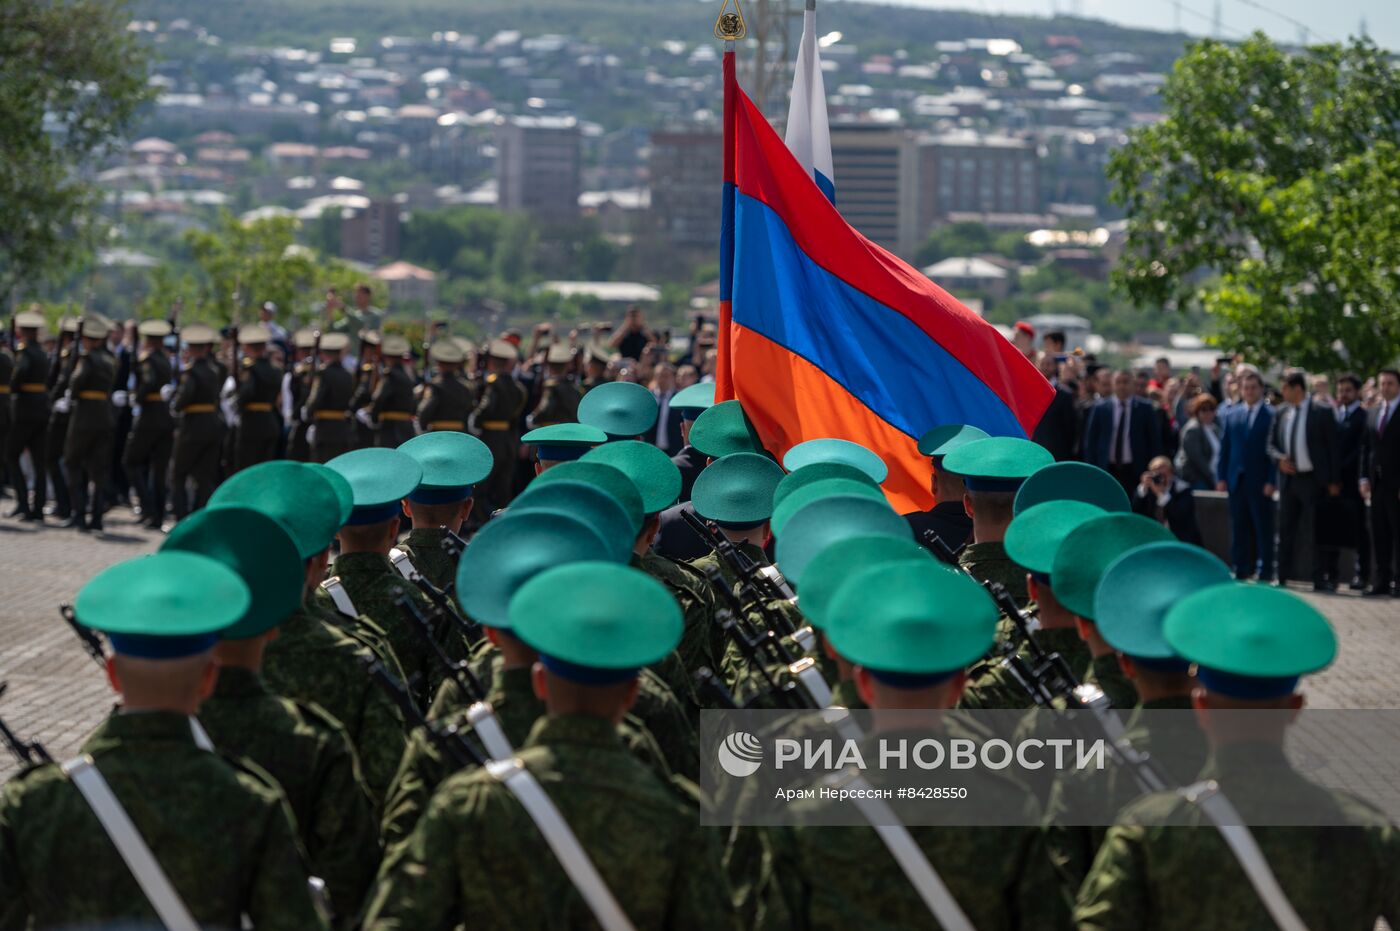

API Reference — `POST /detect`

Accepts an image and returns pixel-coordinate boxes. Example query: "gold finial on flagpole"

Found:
[715,0,747,41]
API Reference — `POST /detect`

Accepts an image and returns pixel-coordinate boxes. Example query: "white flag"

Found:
[785,6,835,203]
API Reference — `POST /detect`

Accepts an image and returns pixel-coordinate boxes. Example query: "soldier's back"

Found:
[0,711,323,931]
[12,342,51,421]
[417,371,475,431]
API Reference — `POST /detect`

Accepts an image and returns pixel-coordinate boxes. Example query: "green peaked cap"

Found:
[669,382,716,413]
[1014,461,1131,516]
[940,436,1053,490]
[521,422,608,447]
[690,452,785,525]
[510,479,636,561]
[399,431,494,490]
[782,438,889,483]
[1165,584,1336,680]
[776,494,911,587]
[456,511,618,629]
[208,461,345,558]
[578,381,659,438]
[1004,500,1106,575]
[581,440,682,514]
[76,552,249,638]
[528,460,645,531]
[917,423,989,458]
[1050,513,1174,619]
[161,506,304,639]
[1095,542,1234,659]
[826,561,997,675]
[772,462,880,514]
[771,477,887,536]
[511,562,682,670]
[326,448,422,524]
[305,463,355,525]
[688,400,766,458]
[798,535,934,630]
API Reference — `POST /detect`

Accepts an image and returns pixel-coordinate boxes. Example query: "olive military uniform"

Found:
[63,341,117,528]
[0,711,327,931]
[6,334,50,517]
[44,335,75,518]
[470,370,526,511]
[235,354,283,471]
[395,527,457,593]
[170,353,225,519]
[415,369,475,433]
[371,362,418,447]
[288,356,316,461]
[308,363,354,463]
[529,373,581,427]
[123,348,174,526]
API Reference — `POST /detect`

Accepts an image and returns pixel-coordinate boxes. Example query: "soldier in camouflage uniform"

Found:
[1076,584,1400,930]
[361,562,735,931]
[232,324,283,472]
[170,324,226,520]
[161,506,380,928]
[43,317,78,520]
[6,308,51,520]
[286,328,317,461]
[395,431,494,593]
[123,320,175,530]
[415,340,475,435]
[308,332,354,464]
[0,552,327,931]
[470,338,526,512]
[368,334,417,448]
[760,561,1068,931]
[61,316,117,532]
[209,460,411,809]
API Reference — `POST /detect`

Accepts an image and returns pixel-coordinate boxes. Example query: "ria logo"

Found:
[717,731,764,777]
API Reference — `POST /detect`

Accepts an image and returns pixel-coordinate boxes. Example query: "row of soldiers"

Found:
[1,381,1396,929]
[2,306,624,533]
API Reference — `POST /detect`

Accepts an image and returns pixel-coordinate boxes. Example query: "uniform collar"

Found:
[1201,740,1292,779]
[406,527,447,548]
[524,713,624,751]
[210,665,271,699]
[332,551,395,576]
[83,709,202,754]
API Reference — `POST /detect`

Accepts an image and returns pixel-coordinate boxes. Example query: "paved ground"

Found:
[1,505,1398,779]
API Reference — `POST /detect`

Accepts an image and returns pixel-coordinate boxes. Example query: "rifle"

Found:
[440,527,469,561]
[0,682,54,765]
[229,279,243,388]
[169,297,183,380]
[680,509,798,633]
[362,657,487,771]
[396,593,487,699]
[61,603,107,669]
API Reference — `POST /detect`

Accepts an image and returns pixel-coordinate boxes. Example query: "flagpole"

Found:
[715,2,746,401]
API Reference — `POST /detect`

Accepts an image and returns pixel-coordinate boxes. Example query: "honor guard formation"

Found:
[1,300,1398,930]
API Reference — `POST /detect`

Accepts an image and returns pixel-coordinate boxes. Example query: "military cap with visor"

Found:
[669,382,716,420]
[771,462,880,514]
[917,424,989,459]
[137,319,172,338]
[509,479,637,561]
[527,460,645,532]
[581,440,681,514]
[771,476,887,536]
[578,381,660,439]
[1049,513,1174,620]
[522,422,608,462]
[1014,461,1131,516]
[690,452,785,527]
[775,494,912,586]
[398,431,493,505]
[326,447,423,526]
[1003,500,1106,578]
[1094,542,1233,666]
[797,535,934,630]
[687,400,766,458]
[939,436,1053,492]
[237,324,272,345]
[208,460,349,559]
[783,438,889,484]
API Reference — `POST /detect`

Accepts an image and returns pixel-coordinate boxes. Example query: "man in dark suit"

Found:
[1082,369,1163,495]
[1133,455,1202,544]
[1215,366,1278,580]
[1030,351,1078,461]
[1327,373,1370,588]
[1360,368,1400,596]
[1268,370,1340,590]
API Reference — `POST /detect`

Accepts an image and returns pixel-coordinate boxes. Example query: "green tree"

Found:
[1109,34,1400,373]
[0,0,152,303]
[914,222,995,267]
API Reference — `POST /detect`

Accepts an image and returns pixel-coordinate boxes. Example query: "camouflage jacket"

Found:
[0,710,326,931]
[1075,741,1400,930]
[635,551,712,711]
[958,540,1030,607]
[197,666,380,927]
[958,627,1093,711]
[261,607,409,810]
[397,527,459,595]
[360,714,737,931]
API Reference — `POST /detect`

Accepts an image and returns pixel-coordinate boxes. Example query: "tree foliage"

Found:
[1109,34,1400,373]
[0,0,152,303]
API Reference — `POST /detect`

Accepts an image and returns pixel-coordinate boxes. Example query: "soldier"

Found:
[307,332,354,463]
[123,319,175,530]
[1043,541,1223,892]
[170,323,225,520]
[938,436,1055,605]
[1076,584,1400,929]
[906,424,986,560]
[161,506,380,928]
[368,334,417,447]
[361,562,736,931]
[577,379,659,442]
[285,328,318,461]
[761,560,1069,930]
[520,422,608,474]
[415,340,475,436]
[470,338,527,512]
[394,431,494,592]
[667,381,715,501]
[44,316,78,521]
[580,343,610,392]
[348,329,381,450]
[233,323,283,471]
[61,316,117,532]
[322,447,451,710]
[0,551,327,930]
[6,307,51,521]
[527,342,582,428]
[209,460,410,809]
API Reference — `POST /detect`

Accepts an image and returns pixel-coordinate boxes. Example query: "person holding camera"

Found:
[1134,455,1202,544]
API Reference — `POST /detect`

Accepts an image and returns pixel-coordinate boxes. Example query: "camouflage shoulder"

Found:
[667,771,707,810]
[285,696,354,744]
[0,759,67,801]
[637,666,683,705]
[641,551,709,598]
[215,750,289,803]
[1111,787,1195,827]
[652,551,716,599]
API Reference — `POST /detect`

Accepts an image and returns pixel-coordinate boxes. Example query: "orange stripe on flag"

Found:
[730,322,934,515]
[716,300,736,401]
